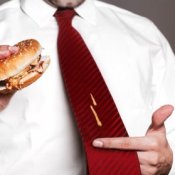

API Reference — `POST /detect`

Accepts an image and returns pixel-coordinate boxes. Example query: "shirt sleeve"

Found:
[150,23,175,175]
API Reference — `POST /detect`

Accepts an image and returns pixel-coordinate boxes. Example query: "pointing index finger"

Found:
[93,137,154,151]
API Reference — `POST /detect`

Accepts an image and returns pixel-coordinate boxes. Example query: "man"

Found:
[0,0,175,174]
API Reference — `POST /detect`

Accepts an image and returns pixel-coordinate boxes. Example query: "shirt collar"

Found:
[20,0,97,27]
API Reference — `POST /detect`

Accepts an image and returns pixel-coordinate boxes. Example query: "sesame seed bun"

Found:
[0,39,50,94]
[0,39,42,81]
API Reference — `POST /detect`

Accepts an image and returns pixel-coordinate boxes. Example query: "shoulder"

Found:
[94,0,162,45]
[0,0,20,12]
[95,0,154,26]
[0,0,21,24]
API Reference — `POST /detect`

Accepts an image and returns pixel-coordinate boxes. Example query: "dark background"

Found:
[1,0,175,52]
[101,0,175,53]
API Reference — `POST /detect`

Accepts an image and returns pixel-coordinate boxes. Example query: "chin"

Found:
[49,0,85,8]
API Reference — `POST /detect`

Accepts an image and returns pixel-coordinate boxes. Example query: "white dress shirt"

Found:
[0,0,175,174]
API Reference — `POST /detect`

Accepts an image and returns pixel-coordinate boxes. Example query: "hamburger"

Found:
[0,39,50,94]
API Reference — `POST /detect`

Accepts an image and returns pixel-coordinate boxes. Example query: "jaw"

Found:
[48,0,85,8]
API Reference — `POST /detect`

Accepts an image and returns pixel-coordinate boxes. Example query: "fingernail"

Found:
[92,140,103,147]
[9,46,19,53]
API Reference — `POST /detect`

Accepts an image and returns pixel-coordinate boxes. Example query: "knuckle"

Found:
[121,141,130,148]
[150,138,159,150]
[103,139,112,148]
[151,154,159,165]
[104,139,112,147]
[105,140,115,148]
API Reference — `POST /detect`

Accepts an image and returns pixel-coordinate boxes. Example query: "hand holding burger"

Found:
[0,45,19,111]
[0,39,50,94]
[0,39,50,111]
[0,45,19,59]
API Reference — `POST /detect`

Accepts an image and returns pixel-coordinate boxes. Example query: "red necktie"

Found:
[54,9,141,175]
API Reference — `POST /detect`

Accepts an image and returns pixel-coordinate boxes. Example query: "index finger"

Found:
[0,45,10,59]
[0,45,19,59]
[92,137,154,151]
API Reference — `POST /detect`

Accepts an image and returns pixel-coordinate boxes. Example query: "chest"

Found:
[1,13,158,134]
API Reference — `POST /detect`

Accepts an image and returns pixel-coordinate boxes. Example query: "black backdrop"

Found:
[101,0,175,53]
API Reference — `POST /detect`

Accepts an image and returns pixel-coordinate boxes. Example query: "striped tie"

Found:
[54,9,141,175]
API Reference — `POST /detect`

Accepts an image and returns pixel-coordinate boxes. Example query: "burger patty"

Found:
[0,55,42,89]
[0,80,6,87]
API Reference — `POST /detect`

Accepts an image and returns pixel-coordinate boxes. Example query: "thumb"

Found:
[148,105,174,133]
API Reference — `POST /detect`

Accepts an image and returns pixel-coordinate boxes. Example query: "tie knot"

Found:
[54,8,76,21]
